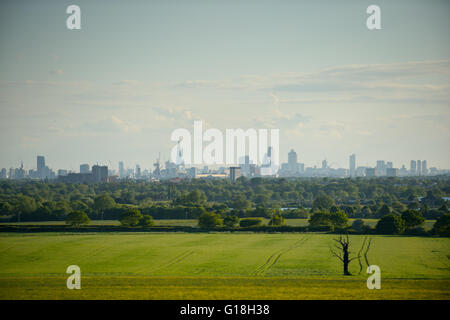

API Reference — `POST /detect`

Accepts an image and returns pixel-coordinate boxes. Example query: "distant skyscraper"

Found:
[37,156,45,173]
[229,167,241,182]
[57,169,68,177]
[14,162,25,179]
[417,160,422,176]
[365,168,376,177]
[422,160,427,175]
[349,154,356,177]
[288,149,297,165]
[299,163,305,173]
[400,165,408,176]
[80,164,90,174]
[92,165,108,182]
[410,160,417,175]
[376,160,386,176]
[386,162,393,169]
[386,168,398,177]
[322,159,327,169]
[187,167,197,179]
[119,161,124,178]
[135,165,141,179]
[287,149,298,173]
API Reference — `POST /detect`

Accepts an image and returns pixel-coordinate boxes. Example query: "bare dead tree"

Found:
[330,233,360,276]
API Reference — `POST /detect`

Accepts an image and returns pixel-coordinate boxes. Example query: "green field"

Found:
[0,232,449,299]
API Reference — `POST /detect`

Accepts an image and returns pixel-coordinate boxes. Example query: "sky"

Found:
[0,0,449,172]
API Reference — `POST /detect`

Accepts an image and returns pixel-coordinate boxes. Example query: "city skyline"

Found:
[1,151,446,181]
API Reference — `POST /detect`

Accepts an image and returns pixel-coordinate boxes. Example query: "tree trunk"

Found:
[343,246,351,275]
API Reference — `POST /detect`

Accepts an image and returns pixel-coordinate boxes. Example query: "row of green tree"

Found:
[1,191,448,223]
[1,176,448,213]
[66,207,450,237]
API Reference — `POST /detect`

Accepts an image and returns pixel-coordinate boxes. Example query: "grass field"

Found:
[0,232,449,299]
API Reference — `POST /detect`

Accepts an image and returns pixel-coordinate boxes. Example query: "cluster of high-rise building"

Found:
[0,156,57,180]
[278,151,443,178]
[360,159,432,177]
[0,156,110,183]
[0,152,447,182]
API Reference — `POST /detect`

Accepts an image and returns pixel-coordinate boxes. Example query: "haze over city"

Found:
[1,0,449,170]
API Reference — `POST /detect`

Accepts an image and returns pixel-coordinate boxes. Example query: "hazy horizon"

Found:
[1,0,449,171]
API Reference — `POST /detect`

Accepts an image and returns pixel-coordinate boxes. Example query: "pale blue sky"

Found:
[0,0,449,171]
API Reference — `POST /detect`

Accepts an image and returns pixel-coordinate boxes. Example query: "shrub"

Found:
[239,218,263,227]
[283,208,309,219]
[269,214,285,226]
[309,211,333,227]
[223,215,239,228]
[139,214,154,227]
[198,212,222,228]
[309,211,348,228]
[246,207,271,218]
[351,219,365,232]
[403,226,427,236]
[361,225,373,234]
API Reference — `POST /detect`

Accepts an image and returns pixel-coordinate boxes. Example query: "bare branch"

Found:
[330,248,344,262]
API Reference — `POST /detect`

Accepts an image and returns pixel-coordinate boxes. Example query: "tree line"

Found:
[0,177,449,236]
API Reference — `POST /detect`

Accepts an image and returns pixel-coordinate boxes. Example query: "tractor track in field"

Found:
[0,245,15,254]
[75,244,112,263]
[252,236,311,276]
[151,249,194,273]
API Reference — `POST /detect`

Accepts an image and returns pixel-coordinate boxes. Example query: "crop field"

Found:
[0,233,448,299]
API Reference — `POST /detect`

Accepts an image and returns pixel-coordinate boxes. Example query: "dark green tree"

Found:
[401,210,425,229]
[312,194,335,211]
[269,213,285,226]
[376,214,405,234]
[65,210,90,227]
[120,208,143,227]
[329,210,349,228]
[377,204,391,218]
[186,189,207,205]
[223,215,239,228]
[309,211,333,228]
[232,195,251,211]
[94,194,116,220]
[198,212,222,228]
[351,219,365,232]
[239,218,262,227]
[139,214,154,227]
[432,213,450,237]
